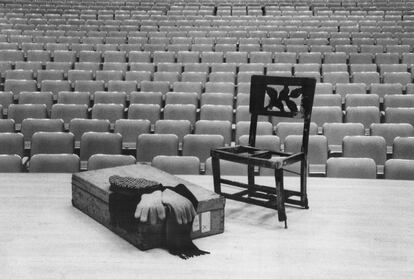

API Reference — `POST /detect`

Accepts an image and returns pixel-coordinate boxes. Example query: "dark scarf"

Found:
[108,175,209,259]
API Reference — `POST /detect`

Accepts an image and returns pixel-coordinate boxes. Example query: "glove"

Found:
[134,190,166,225]
[162,189,196,225]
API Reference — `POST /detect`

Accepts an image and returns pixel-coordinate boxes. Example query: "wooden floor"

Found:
[0,172,413,279]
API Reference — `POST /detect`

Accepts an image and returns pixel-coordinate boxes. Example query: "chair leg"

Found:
[300,160,309,209]
[274,168,287,229]
[247,164,255,197]
[211,155,222,194]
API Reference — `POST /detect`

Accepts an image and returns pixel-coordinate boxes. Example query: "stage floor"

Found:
[0,173,413,279]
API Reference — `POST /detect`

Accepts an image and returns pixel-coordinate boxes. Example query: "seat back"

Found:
[182,134,225,163]
[114,119,151,149]
[343,135,387,166]
[29,154,80,173]
[0,154,23,172]
[384,159,414,180]
[87,154,136,170]
[0,132,24,157]
[31,131,74,155]
[393,137,414,159]
[152,155,200,175]
[326,157,377,179]
[79,132,122,162]
[0,119,15,132]
[136,133,179,162]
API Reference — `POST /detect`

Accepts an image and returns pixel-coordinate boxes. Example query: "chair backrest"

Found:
[383,95,414,110]
[154,119,191,144]
[326,157,377,179]
[0,132,24,157]
[345,106,381,129]
[393,137,414,159]
[370,123,414,149]
[29,154,80,173]
[0,119,15,132]
[8,104,48,127]
[343,135,387,166]
[248,75,316,153]
[69,118,111,145]
[136,133,179,162]
[87,154,136,170]
[80,131,122,163]
[284,135,328,173]
[182,134,225,163]
[114,119,151,149]
[0,154,23,172]
[195,120,233,146]
[384,159,414,180]
[385,108,414,126]
[235,121,273,144]
[21,118,64,143]
[31,131,74,155]
[152,155,200,175]
[57,91,90,105]
[345,94,380,109]
[91,103,125,125]
[322,122,365,153]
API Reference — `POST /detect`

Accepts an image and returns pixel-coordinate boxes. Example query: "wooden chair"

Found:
[211,75,316,228]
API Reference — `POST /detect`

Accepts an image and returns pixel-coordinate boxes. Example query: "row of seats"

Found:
[1,32,414,46]
[3,22,414,33]
[2,62,414,80]
[0,7,411,18]
[4,14,413,23]
[1,115,413,157]
[2,88,413,112]
[1,64,413,83]
[3,76,414,101]
[1,101,414,132]
[0,130,413,176]
[2,19,414,31]
[2,39,414,53]
[2,48,414,64]
[2,28,414,38]
[1,152,413,179]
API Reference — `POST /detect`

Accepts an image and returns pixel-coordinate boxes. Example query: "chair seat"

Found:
[213,145,305,169]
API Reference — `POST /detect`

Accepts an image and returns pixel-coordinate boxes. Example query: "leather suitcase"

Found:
[71,163,225,250]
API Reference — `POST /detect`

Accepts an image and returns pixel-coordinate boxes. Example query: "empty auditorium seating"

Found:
[0,1,411,180]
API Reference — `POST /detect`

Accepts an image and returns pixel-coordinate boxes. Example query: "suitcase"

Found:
[72,163,225,250]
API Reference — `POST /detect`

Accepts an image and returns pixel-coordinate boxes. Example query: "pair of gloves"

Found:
[108,175,197,226]
[135,188,196,225]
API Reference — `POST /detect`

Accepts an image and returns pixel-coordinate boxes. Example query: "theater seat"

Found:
[87,154,136,171]
[152,155,200,175]
[29,154,80,173]
[326,157,377,179]
[0,154,23,172]
[384,159,414,180]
